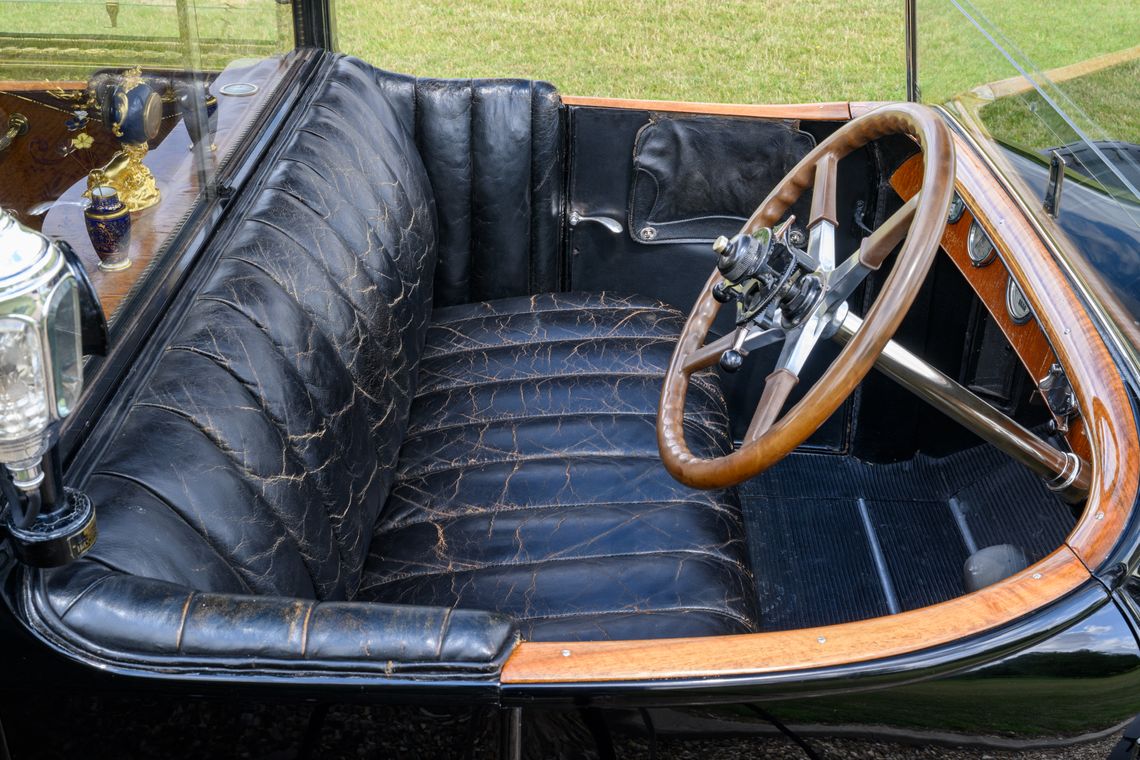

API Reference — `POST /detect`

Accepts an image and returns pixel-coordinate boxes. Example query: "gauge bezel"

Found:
[967,219,997,267]
[1005,276,1033,325]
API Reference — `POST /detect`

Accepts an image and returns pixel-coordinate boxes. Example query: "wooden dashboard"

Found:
[890,153,1091,461]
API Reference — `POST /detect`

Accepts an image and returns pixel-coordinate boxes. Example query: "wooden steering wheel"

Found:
[658,103,956,490]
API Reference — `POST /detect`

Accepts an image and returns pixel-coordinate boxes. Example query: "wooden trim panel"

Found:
[504,548,1090,682]
[849,101,890,119]
[502,126,1140,685]
[560,94,851,121]
[952,142,1137,568]
[890,154,1091,459]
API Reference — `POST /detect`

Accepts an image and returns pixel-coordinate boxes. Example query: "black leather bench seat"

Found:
[360,292,758,641]
[33,56,757,672]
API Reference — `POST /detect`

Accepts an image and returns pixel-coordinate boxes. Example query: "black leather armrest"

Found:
[33,563,516,673]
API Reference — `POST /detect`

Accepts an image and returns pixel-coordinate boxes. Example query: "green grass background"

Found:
[0,0,1136,148]
[337,0,909,104]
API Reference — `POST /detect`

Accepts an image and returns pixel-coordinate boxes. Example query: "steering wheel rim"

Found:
[658,102,956,490]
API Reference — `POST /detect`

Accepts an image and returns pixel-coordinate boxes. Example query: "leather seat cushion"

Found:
[358,292,759,641]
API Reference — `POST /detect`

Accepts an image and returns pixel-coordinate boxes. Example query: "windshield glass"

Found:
[0,0,296,325]
[917,0,1140,338]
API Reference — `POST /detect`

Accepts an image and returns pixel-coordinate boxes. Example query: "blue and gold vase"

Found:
[84,186,132,271]
[104,78,161,145]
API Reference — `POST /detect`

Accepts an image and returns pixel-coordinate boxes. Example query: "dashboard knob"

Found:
[719,349,744,373]
[712,235,730,255]
[712,282,734,303]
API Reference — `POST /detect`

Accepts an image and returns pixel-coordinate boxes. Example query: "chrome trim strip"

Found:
[856,497,902,614]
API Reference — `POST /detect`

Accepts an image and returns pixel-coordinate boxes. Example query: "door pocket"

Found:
[628,114,817,245]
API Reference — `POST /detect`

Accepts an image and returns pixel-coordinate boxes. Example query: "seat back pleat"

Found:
[409,75,564,306]
[83,56,438,600]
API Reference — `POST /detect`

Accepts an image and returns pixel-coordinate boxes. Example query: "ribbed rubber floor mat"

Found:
[749,498,891,630]
[740,443,1075,631]
[866,499,968,612]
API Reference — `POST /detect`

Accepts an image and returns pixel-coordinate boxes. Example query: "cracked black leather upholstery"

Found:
[360,292,757,641]
[33,55,755,670]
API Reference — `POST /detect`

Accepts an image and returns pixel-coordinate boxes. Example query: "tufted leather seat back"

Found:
[369,72,564,307]
[81,57,439,602]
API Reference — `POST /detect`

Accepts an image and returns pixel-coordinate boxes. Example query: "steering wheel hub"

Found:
[779,272,823,325]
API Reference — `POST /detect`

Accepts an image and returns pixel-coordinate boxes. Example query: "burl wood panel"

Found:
[37,57,290,321]
[502,125,1139,685]
[890,153,1090,460]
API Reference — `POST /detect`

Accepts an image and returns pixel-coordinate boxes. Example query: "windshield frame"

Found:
[913,0,1140,360]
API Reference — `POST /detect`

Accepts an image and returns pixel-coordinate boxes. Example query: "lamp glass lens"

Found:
[0,317,48,439]
[46,277,83,417]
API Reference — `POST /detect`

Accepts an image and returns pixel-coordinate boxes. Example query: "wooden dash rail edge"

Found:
[560,95,851,121]
[501,126,1139,685]
[952,142,1137,568]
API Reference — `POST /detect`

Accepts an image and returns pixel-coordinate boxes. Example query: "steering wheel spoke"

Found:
[825,195,919,311]
[826,250,873,309]
[809,151,839,230]
[859,194,918,269]
[775,316,824,377]
[741,310,829,442]
[807,219,836,273]
[746,368,800,442]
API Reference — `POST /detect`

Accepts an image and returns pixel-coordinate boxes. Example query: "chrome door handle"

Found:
[569,210,622,235]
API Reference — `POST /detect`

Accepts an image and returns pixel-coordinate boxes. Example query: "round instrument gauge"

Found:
[1006,276,1032,324]
[966,220,996,267]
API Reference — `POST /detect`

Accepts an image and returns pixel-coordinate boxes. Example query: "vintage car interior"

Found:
[0,1,1137,731]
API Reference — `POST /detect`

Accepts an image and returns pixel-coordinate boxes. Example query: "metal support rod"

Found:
[498,708,522,760]
[833,312,1090,502]
[904,0,920,102]
[37,448,63,515]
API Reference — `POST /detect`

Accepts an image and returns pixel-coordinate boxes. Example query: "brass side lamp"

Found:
[0,211,108,567]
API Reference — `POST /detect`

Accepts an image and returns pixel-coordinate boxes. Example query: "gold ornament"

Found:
[84,143,160,212]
